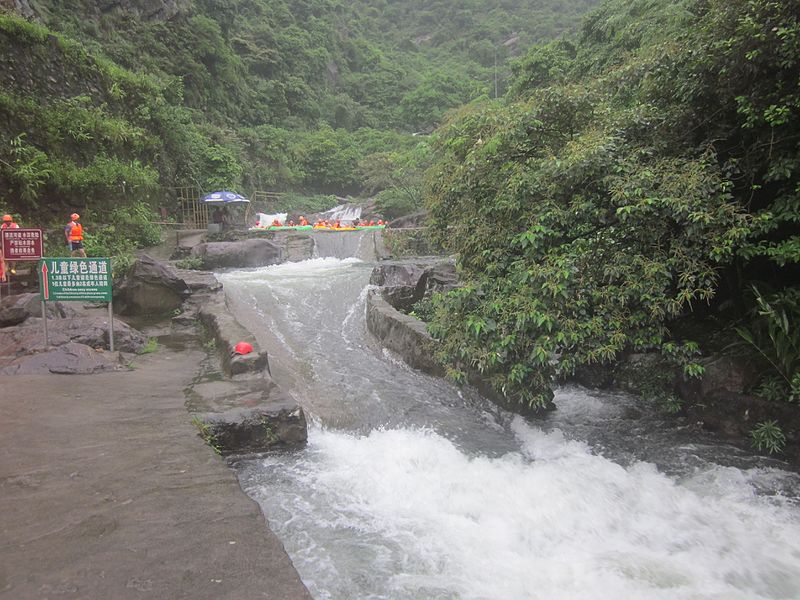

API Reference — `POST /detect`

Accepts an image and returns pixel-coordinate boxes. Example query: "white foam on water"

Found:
[225,258,800,599]
[253,421,800,600]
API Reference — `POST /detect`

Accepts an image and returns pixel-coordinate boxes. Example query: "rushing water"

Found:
[219,255,800,600]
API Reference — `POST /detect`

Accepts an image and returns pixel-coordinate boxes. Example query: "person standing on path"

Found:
[0,214,20,281]
[65,212,87,257]
[1,214,20,229]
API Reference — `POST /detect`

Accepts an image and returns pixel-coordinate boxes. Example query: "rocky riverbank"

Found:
[365,259,800,465]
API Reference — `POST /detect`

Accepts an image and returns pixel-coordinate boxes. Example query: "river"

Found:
[218,246,800,600]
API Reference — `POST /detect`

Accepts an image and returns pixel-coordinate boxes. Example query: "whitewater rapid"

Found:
[219,257,800,600]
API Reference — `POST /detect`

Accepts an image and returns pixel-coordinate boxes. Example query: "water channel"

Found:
[218,235,800,600]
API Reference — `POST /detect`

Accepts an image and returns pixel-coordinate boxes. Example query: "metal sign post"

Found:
[39,257,114,350]
[41,300,48,346]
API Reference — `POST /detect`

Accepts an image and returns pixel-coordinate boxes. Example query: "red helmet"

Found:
[2,214,11,222]
[233,341,253,355]
[70,213,80,220]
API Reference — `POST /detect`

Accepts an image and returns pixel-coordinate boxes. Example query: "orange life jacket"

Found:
[69,222,83,241]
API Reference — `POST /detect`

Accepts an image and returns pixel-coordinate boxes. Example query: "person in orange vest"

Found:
[1,214,20,229]
[299,216,309,226]
[0,214,19,282]
[271,218,282,227]
[65,212,86,257]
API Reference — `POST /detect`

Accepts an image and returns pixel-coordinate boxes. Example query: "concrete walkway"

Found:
[0,347,311,600]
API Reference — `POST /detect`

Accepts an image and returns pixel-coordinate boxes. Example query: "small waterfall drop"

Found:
[311,229,376,261]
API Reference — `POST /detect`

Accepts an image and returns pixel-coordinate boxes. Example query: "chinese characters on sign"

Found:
[1,228,43,260]
[39,258,113,302]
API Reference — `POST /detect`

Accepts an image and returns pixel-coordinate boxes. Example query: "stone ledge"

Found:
[366,290,443,375]
[198,294,269,377]
[187,378,307,455]
[187,268,308,454]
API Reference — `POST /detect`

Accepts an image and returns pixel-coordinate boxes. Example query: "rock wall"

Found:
[366,291,443,376]
[365,260,554,416]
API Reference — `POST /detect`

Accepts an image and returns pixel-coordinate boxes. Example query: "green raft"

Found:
[265,225,313,231]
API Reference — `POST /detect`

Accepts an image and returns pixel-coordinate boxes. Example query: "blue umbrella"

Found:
[200,190,250,204]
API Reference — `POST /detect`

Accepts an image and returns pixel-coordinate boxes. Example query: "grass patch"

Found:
[191,415,221,455]
[137,338,159,354]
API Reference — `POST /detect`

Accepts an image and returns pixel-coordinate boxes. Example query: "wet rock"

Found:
[0,292,77,322]
[191,239,283,270]
[369,260,458,312]
[676,354,763,403]
[282,233,314,262]
[425,262,459,294]
[198,295,269,377]
[0,306,27,328]
[187,377,307,455]
[114,254,189,316]
[172,269,222,294]
[0,316,147,355]
[388,210,427,228]
[366,290,442,376]
[570,363,618,389]
[369,263,426,287]
[0,342,122,375]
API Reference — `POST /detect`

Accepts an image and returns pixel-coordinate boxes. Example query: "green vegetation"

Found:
[750,420,786,455]
[191,415,222,455]
[137,338,159,355]
[425,0,799,408]
[175,257,204,270]
[1,1,597,222]
[738,287,800,404]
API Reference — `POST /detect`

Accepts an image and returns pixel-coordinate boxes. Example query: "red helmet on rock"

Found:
[233,341,253,355]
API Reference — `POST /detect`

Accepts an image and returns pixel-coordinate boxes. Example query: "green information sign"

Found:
[39,257,112,302]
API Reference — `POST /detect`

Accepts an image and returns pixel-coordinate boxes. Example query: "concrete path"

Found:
[0,347,312,600]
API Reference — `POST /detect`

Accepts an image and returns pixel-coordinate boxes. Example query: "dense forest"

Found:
[0,0,596,222]
[423,0,799,449]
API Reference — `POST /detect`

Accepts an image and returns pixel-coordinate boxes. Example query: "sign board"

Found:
[39,257,112,302]
[1,228,43,260]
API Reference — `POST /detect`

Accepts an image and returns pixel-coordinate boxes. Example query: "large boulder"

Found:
[0,315,148,355]
[191,239,282,270]
[0,306,27,328]
[369,260,458,312]
[0,342,122,375]
[114,254,189,316]
[0,292,78,324]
